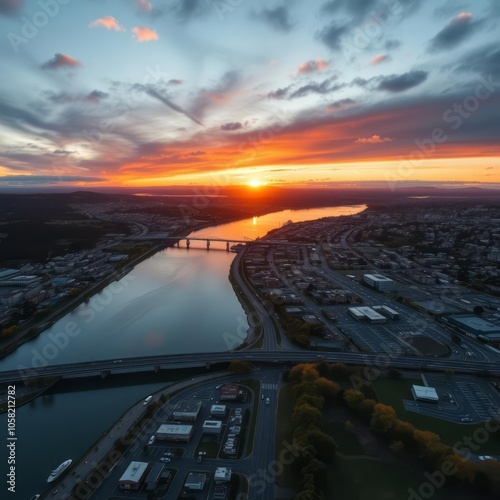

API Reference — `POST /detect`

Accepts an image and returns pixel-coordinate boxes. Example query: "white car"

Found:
[479,456,493,461]
[160,457,171,463]
[265,398,270,405]
[143,396,152,405]
[148,435,155,445]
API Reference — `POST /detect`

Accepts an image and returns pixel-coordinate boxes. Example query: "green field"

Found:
[371,378,500,454]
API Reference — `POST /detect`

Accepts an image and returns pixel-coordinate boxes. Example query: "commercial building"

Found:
[145,462,165,491]
[210,404,227,417]
[373,305,400,320]
[215,467,232,482]
[202,420,223,434]
[363,274,396,292]
[156,424,194,442]
[348,306,387,323]
[119,461,149,490]
[184,472,208,491]
[220,384,239,401]
[448,315,500,338]
[172,400,203,421]
[412,385,439,403]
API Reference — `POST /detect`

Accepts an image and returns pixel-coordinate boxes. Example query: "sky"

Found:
[0,0,499,189]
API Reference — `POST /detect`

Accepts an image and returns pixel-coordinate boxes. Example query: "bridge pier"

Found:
[206,239,210,250]
[186,239,190,249]
[226,242,230,252]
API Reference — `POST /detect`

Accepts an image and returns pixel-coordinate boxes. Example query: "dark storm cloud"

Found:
[289,79,346,99]
[142,85,205,127]
[377,70,429,92]
[453,43,500,78]
[317,22,349,51]
[429,13,483,52]
[220,122,243,131]
[253,5,295,32]
[174,0,208,22]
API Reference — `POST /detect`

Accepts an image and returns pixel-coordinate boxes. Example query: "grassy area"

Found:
[238,379,260,457]
[275,383,297,488]
[371,378,500,454]
[196,437,220,458]
[324,419,365,456]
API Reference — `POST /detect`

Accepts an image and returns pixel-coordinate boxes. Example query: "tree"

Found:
[389,440,404,453]
[228,360,254,373]
[473,305,484,315]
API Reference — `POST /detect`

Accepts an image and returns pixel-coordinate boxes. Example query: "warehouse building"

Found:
[202,420,223,434]
[119,461,149,490]
[172,400,203,421]
[210,404,227,417]
[145,462,165,491]
[412,385,439,403]
[363,274,396,292]
[348,306,387,323]
[156,424,194,442]
[215,467,232,482]
[184,472,208,491]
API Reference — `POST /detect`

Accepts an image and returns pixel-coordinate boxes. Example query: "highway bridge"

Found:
[4,350,500,385]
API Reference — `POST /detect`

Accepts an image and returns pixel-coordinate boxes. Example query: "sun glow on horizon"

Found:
[248,179,263,188]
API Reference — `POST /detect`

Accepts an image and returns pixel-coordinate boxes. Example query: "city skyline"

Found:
[0,0,499,188]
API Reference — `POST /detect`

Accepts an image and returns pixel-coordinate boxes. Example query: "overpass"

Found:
[5,350,500,385]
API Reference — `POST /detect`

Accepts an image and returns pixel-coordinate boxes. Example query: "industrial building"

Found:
[210,404,227,417]
[184,472,208,491]
[215,467,232,482]
[172,400,203,421]
[145,462,165,491]
[156,424,194,442]
[363,274,396,292]
[412,385,439,403]
[119,461,149,490]
[348,306,387,323]
[373,305,400,320]
[202,420,223,434]
[220,384,239,401]
[448,315,500,338]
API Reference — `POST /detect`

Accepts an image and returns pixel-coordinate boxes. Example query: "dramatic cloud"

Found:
[297,59,329,75]
[370,54,391,65]
[221,122,243,131]
[326,98,357,110]
[41,53,81,70]
[254,6,294,32]
[168,79,183,85]
[267,87,290,100]
[289,78,345,99]
[377,70,428,92]
[384,39,402,50]
[131,26,158,42]
[0,175,104,183]
[356,135,392,143]
[317,22,349,51]
[136,0,152,12]
[143,86,204,126]
[429,13,482,52]
[89,16,125,31]
[0,0,21,15]
[174,0,208,22]
[45,90,108,104]
[453,43,500,78]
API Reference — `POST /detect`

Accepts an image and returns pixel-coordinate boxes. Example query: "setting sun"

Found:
[249,179,262,188]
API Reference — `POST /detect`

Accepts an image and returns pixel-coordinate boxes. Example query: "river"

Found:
[0,204,365,498]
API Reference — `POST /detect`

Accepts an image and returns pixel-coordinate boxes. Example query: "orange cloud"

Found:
[453,12,473,24]
[41,53,80,69]
[370,54,390,65]
[297,59,329,75]
[132,26,158,42]
[136,0,152,12]
[356,135,392,144]
[89,16,125,31]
